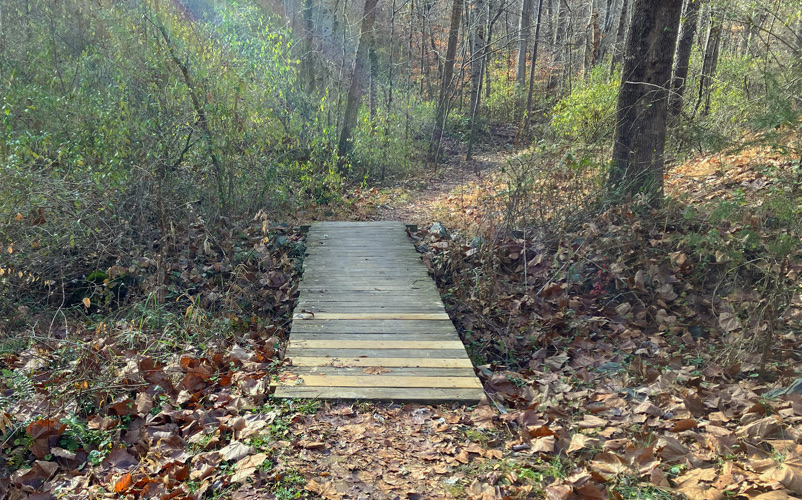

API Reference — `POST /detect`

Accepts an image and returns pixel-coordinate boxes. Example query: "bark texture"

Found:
[609,0,683,203]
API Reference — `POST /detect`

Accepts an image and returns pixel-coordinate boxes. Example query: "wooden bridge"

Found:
[274,221,484,402]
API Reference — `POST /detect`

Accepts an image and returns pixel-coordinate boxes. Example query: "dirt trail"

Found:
[377,136,514,226]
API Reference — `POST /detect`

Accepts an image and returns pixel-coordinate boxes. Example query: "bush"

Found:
[551,66,619,143]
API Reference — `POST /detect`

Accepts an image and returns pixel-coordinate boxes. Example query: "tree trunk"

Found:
[369,37,378,132]
[337,0,378,157]
[695,10,720,117]
[609,0,683,204]
[669,0,700,116]
[597,0,618,63]
[740,11,766,56]
[610,0,630,70]
[515,0,533,87]
[429,0,463,164]
[549,0,569,89]
[584,9,601,75]
[301,0,316,91]
[520,0,544,140]
[466,0,486,160]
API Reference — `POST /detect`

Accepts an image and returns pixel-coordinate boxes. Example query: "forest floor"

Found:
[2,132,802,500]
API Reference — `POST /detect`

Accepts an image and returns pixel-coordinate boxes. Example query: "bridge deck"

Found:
[274,221,483,402]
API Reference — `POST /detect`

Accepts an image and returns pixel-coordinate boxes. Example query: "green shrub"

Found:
[552,66,619,143]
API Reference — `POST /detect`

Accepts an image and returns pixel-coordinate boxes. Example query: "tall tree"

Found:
[608,0,683,203]
[583,9,601,75]
[550,0,569,89]
[429,0,463,163]
[521,0,544,139]
[610,0,630,71]
[695,10,721,117]
[669,0,701,116]
[337,0,379,157]
[466,0,486,160]
[515,0,533,87]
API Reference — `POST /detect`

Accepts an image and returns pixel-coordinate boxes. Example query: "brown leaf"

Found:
[738,416,780,440]
[670,419,698,432]
[26,419,66,459]
[532,435,556,453]
[362,367,391,375]
[114,473,133,494]
[590,453,630,481]
[657,436,689,463]
[718,311,741,332]
[750,492,802,500]
[467,479,502,499]
[545,483,573,500]
[298,440,327,450]
[103,447,138,470]
[219,441,252,461]
[567,433,600,454]
[306,479,341,499]
[758,455,802,495]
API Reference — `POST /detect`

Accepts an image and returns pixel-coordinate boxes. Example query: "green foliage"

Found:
[484,69,521,123]
[552,67,619,143]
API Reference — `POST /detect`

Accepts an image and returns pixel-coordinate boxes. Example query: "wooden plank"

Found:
[288,339,466,349]
[291,333,457,341]
[285,366,476,377]
[284,348,467,358]
[290,321,456,334]
[297,304,445,311]
[297,291,442,299]
[287,357,475,368]
[273,386,483,402]
[276,375,482,389]
[293,312,450,320]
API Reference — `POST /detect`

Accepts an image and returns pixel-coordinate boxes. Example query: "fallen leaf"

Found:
[114,473,133,493]
[568,433,600,454]
[670,419,698,432]
[219,441,252,461]
[306,479,341,499]
[363,367,391,375]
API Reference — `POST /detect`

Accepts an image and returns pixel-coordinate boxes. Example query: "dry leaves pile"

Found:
[400,150,802,497]
[1,215,301,499]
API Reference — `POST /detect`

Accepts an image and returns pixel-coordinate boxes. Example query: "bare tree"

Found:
[337,0,379,157]
[430,0,464,163]
[695,8,721,117]
[669,0,701,116]
[516,0,533,88]
[466,0,486,160]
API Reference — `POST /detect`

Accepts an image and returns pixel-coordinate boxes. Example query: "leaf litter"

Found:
[2,148,802,498]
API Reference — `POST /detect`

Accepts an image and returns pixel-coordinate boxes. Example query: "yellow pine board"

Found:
[288,339,465,349]
[276,374,482,389]
[293,312,450,321]
[287,357,475,368]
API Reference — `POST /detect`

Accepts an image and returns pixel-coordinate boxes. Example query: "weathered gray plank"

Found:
[272,386,483,402]
[289,320,457,334]
[284,348,468,358]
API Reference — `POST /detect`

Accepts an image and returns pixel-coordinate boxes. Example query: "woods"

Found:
[2,0,802,498]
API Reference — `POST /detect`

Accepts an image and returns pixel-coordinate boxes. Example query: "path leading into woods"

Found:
[274,221,483,402]
[377,136,513,224]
